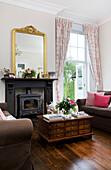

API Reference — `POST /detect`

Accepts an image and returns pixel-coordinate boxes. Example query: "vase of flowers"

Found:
[56,98,76,115]
[23,68,36,78]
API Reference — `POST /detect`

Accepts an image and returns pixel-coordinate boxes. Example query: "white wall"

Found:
[99,20,111,90]
[0,2,55,102]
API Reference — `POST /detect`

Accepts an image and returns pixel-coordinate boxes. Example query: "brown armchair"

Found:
[0,103,33,170]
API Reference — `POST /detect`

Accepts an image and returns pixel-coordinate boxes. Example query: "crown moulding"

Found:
[58,10,98,25]
[0,0,66,15]
[0,0,111,25]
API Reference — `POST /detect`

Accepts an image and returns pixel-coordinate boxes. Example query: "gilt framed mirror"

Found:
[12,25,47,77]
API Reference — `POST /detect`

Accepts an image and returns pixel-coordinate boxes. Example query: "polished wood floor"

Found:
[31,120,111,170]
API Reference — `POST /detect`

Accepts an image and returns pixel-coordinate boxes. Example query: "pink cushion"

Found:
[85,92,95,106]
[0,108,6,120]
[85,92,105,106]
[93,93,110,108]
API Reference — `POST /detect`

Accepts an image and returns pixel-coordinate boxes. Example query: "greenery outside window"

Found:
[64,31,87,101]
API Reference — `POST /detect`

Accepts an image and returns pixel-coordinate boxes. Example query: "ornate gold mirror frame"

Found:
[12,25,47,75]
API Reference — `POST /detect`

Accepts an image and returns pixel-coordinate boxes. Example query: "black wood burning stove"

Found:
[1,78,57,117]
[17,88,43,117]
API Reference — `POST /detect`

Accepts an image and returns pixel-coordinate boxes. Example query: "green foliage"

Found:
[56,98,76,114]
[23,68,36,78]
[63,62,76,100]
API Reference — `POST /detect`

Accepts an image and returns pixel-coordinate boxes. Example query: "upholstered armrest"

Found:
[0,103,7,111]
[76,99,86,111]
[0,119,33,146]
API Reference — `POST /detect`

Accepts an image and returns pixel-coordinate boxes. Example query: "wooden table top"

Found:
[37,115,94,123]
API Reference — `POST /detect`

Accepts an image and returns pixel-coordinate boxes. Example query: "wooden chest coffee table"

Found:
[37,115,93,143]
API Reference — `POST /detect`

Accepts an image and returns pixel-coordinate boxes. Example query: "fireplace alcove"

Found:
[2,78,57,117]
[17,88,43,118]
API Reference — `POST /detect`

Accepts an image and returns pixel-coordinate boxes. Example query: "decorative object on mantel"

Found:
[8,73,15,78]
[37,67,43,78]
[43,74,50,79]
[3,68,10,78]
[3,68,15,78]
[3,68,10,75]
[56,98,76,115]
[18,71,23,78]
[48,72,56,78]
[22,68,36,78]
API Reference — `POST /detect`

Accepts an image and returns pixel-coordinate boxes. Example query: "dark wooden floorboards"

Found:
[31,121,111,170]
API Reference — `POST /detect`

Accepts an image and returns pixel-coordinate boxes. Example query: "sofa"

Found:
[77,91,111,133]
[0,103,33,170]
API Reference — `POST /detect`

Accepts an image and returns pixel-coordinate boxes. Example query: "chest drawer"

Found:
[50,128,65,134]
[79,124,91,130]
[66,126,78,132]
[50,133,64,139]
[66,120,78,127]
[79,128,91,135]
[79,119,91,125]
[50,122,65,129]
[66,131,78,137]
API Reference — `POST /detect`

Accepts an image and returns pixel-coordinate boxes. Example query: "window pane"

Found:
[64,62,76,100]
[78,34,85,48]
[70,33,77,47]
[78,48,85,61]
[71,47,77,60]
[78,78,83,90]
[78,65,83,78]
[68,38,71,46]
[66,46,71,59]
[77,66,83,90]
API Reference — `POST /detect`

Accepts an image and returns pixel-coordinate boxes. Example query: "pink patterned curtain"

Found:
[84,24,103,91]
[56,18,72,101]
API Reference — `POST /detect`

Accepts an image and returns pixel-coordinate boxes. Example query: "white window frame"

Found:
[64,29,88,98]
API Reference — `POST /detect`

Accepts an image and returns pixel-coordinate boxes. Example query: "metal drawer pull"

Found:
[56,124,59,126]
[71,122,74,125]
[56,135,59,137]
[57,129,59,131]
[71,127,74,130]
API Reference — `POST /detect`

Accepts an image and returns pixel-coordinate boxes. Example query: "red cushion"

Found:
[93,93,110,108]
[85,91,105,106]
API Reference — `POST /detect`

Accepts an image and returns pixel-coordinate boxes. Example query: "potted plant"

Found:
[23,68,36,78]
[56,98,76,115]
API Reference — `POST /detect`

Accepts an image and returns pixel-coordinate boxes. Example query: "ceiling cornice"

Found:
[0,0,66,15]
[58,10,98,25]
[98,12,111,26]
[0,0,111,25]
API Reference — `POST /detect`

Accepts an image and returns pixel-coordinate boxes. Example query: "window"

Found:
[64,28,87,101]
[67,33,85,61]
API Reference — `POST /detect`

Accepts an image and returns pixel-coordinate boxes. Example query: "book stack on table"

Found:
[72,111,89,118]
[43,114,64,120]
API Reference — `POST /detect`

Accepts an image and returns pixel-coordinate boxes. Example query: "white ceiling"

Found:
[1,0,111,25]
